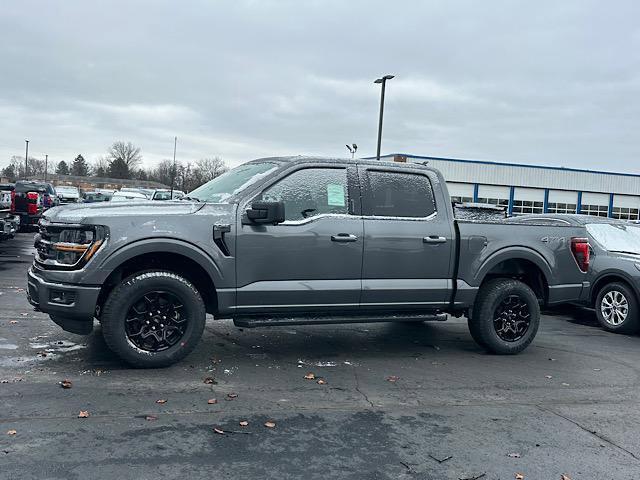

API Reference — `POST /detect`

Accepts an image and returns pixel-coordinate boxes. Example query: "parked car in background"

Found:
[28,156,593,367]
[82,191,112,203]
[0,183,14,210]
[152,189,185,200]
[507,214,640,334]
[0,213,20,240]
[11,181,48,229]
[110,191,148,202]
[55,185,80,203]
[120,187,152,199]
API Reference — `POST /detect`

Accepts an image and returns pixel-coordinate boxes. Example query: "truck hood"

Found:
[43,200,208,224]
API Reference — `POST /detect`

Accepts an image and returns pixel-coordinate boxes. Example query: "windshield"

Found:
[587,223,640,255]
[187,161,279,203]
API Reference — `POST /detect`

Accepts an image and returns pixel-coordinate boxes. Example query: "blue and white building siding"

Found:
[385,154,640,220]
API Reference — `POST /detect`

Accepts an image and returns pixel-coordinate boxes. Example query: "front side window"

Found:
[259,167,348,222]
[364,170,436,217]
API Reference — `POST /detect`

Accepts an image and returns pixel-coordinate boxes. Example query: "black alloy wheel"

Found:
[125,291,188,352]
[493,294,531,342]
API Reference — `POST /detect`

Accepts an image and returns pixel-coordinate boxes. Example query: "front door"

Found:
[358,165,455,310]
[235,165,363,314]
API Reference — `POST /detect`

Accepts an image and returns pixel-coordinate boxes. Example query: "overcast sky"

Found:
[1,0,639,172]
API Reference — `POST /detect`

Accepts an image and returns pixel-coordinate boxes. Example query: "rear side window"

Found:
[363,170,436,218]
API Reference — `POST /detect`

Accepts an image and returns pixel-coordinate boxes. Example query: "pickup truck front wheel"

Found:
[469,279,540,355]
[101,270,206,368]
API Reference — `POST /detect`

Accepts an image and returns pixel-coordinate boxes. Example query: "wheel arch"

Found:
[476,249,552,303]
[95,239,222,315]
[591,273,639,306]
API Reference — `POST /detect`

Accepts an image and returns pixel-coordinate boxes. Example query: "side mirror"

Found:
[244,201,285,225]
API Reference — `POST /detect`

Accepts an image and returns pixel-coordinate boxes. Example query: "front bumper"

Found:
[27,267,101,333]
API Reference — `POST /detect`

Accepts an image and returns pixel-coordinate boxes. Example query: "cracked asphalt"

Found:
[1,233,640,479]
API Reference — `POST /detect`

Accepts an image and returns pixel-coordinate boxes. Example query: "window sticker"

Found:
[326,183,346,207]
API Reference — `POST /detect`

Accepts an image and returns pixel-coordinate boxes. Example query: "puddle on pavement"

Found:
[0,338,87,368]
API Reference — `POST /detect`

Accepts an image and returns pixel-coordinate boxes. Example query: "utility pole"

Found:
[24,139,29,178]
[374,75,394,161]
[170,136,177,196]
[44,154,48,182]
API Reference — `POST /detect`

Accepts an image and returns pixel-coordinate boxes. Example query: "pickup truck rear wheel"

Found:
[595,282,639,334]
[469,278,540,355]
[101,270,206,368]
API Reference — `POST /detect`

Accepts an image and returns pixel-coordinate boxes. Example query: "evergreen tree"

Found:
[71,154,89,176]
[108,157,129,179]
[56,160,70,175]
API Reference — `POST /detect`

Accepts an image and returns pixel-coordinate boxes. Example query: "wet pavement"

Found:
[1,233,640,479]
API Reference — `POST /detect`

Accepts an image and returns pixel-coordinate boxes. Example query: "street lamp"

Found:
[374,74,394,161]
[24,139,29,178]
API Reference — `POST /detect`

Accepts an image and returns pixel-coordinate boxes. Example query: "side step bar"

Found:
[233,312,448,328]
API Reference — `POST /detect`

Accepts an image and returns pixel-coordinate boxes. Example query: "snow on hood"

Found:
[42,200,207,224]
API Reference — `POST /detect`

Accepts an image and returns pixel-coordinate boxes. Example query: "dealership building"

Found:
[384,154,640,221]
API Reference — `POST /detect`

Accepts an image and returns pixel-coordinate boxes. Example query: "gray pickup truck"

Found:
[27,157,592,367]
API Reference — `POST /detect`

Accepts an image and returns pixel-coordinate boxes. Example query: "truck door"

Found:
[235,165,363,314]
[358,165,455,309]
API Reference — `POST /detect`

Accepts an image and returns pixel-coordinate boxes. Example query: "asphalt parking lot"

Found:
[1,233,640,479]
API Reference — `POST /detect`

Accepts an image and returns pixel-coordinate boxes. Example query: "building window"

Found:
[547,202,577,214]
[450,196,473,204]
[580,204,609,217]
[511,200,543,215]
[476,197,509,207]
[612,207,639,221]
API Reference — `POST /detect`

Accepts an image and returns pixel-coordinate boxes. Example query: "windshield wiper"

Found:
[182,196,201,202]
[608,250,640,255]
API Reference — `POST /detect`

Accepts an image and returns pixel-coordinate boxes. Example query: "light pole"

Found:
[374,75,394,161]
[170,136,177,196]
[44,154,48,182]
[24,139,29,178]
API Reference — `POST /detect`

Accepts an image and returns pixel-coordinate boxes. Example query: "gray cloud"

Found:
[0,0,639,171]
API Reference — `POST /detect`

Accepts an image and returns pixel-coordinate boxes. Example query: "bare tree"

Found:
[108,141,142,170]
[92,156,110,177]
[196,157,229,182]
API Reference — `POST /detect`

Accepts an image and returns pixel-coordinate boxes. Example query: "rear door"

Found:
[358,165,455,309]
[235,164,364,313]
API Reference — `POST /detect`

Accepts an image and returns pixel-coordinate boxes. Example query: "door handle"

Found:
[331,233,358,243]
[423,236,447,244]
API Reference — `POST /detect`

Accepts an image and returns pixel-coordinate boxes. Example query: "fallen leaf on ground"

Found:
[303,372,315,380]
[20,313,28,316]
[145,415,158,421]
[560,475,572,480]
[548,358,556,361]
[203,377,217,384]
[155,399,167,404]
[227,393,238,399]
[317,379,327,385]
[507,453,521,458]
[59,379,73,389]
[386,375,400,382]
[78,410,90,418]
[6,430,16,435]
[207,398,218,404]
[264,421,276,428]
[515,474,525,480]
[213,427,225,435]
[239,421,248,427]
[9,321,17,325]
[544,375,553,379]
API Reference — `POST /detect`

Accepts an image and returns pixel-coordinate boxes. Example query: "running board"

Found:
[233,312,448,328]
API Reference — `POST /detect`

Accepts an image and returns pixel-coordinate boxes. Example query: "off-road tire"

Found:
[101,270,206,368]
[469,278,540,355]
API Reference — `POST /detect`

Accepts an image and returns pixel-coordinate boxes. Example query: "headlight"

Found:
[35,222,108,269]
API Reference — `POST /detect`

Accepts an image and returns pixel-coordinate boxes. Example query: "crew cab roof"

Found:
[250,156,440,174]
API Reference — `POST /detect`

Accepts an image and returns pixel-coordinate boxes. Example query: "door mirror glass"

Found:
[245,201,285,225]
